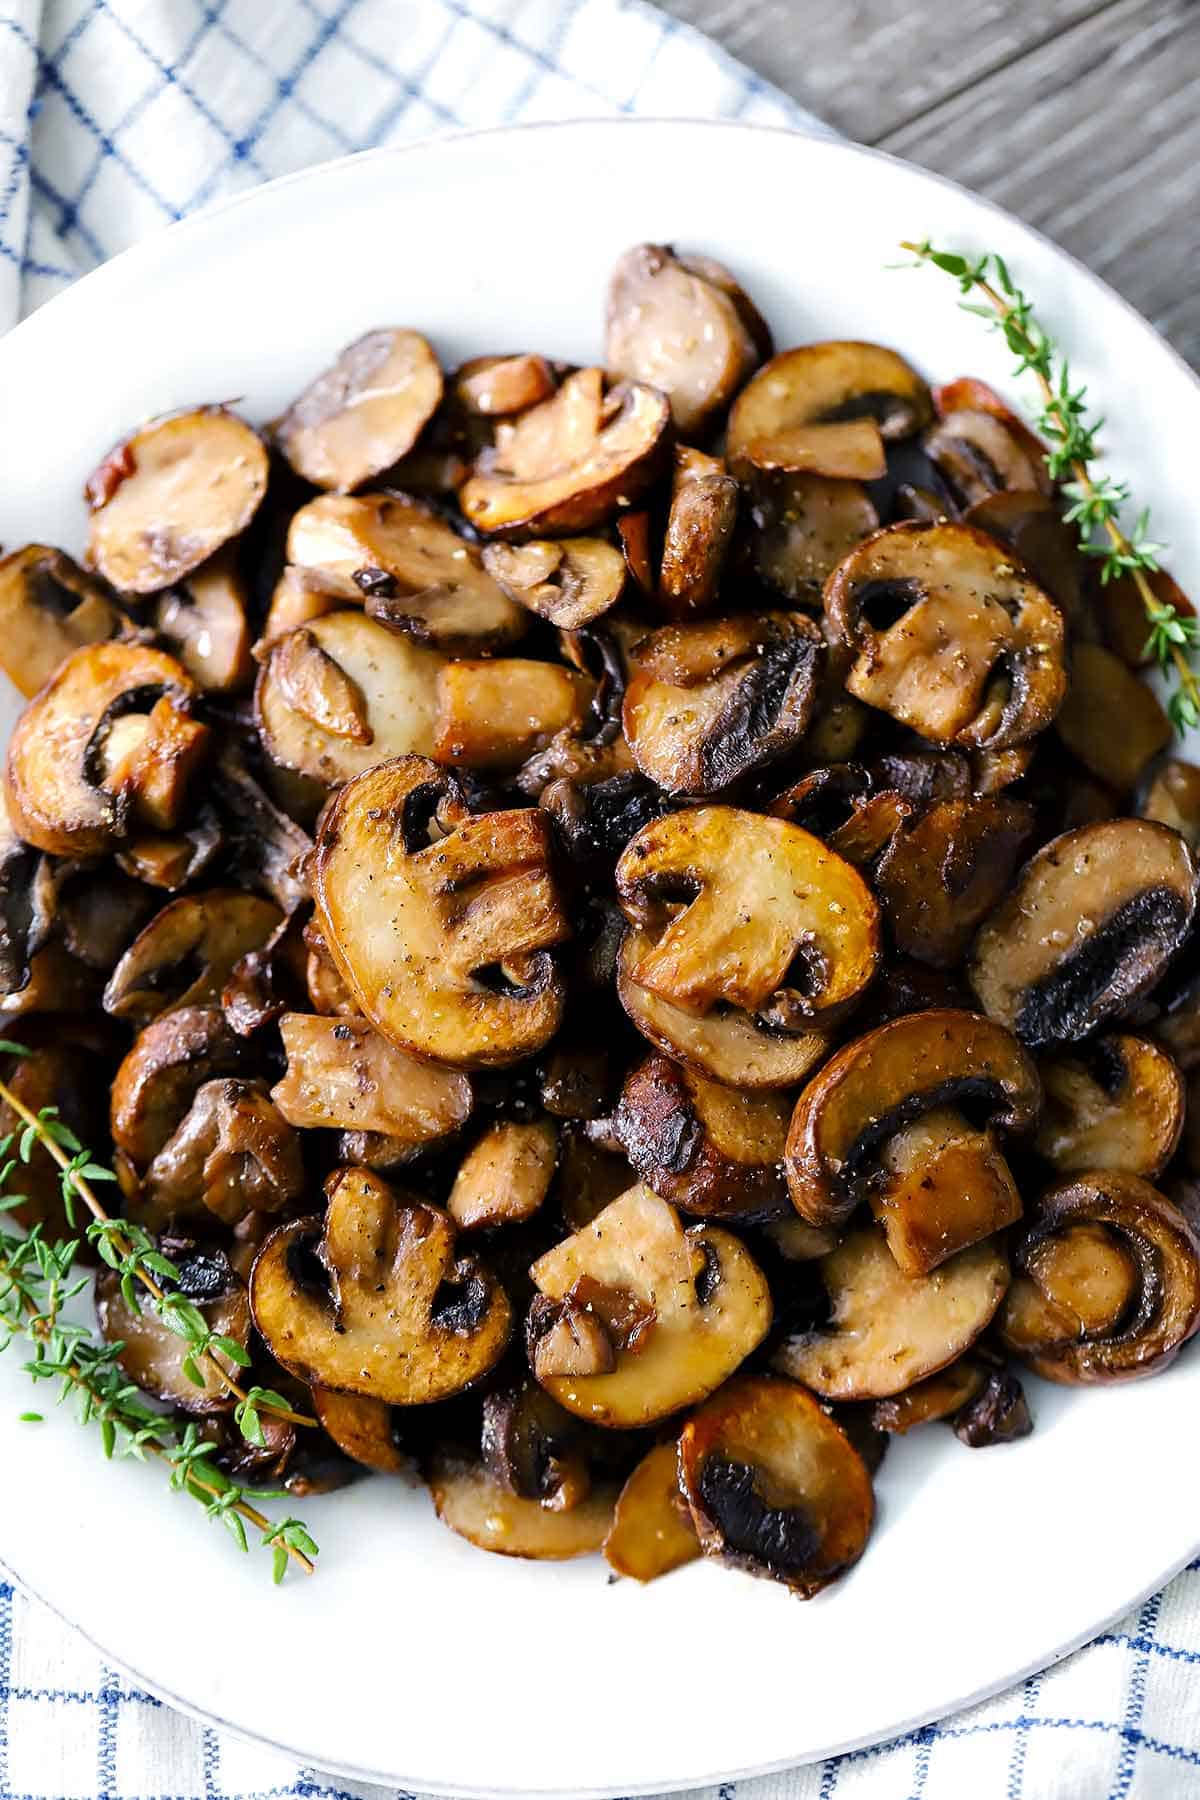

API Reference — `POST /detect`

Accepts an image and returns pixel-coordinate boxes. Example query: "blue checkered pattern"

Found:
[1,3,1199,1795]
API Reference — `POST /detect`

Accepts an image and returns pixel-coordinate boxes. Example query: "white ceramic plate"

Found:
[1,120,1198,1798]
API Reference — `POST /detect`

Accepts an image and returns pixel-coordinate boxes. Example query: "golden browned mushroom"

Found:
[140,1077,304,1228]
[784,1008,1039,1234]
[103,889,282,1024]
[303,926,358,1018]
[250,1166,511,1403]
[527,1183,770,1427]
[678,1374,874,1595]
[623,612,824,795]
[311,1387,408,1474]
[870,1105,1023,1275]
[275,328,443,492]
[431,659,594,769]
[657,447,739,618]
[737,420,887,482]
[1054,642,1171,794]
[874,795,1035,968]
[111,1005,253,1168]
[615,806,880,1025]
[6,641,202,856]
[256,612,444,786]
[459,368,670,537]
[728,340,929,472]
[614,1052,790,1220]
[447,1118,558,1230]
[1141,758,1200,849]
[772,1225,1009,1399]
[604,1441,700,1582]
[969,819,1199,1047]
[313,757,569,1068]
[86,407,268,594]
[747,472,880,605]
[429,1452,617,1559]
[870,1359,988,1435]
[0,544,130,698]
[824,521,1067,749]
[481,537,626,630]
[455,353,557,418]
[605,244,764,436]
[97,1246,250,1413]
[923,408,1051,509]
[270,1012,472,1153]
[154,547,252,692]
[1034,1034,1184,1177]
[998,1174,1200,1382]
[261,566,341,645]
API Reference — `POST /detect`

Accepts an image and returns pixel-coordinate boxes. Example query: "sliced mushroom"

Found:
[528,1183,770,1427]
[969,819,1199,1047]
[952,1366,1033,1446]
[257,611,444,787]
[432,660,594,770]
[604,1441,701,1582]
[154,548,252,692]
[1034,1034,1184,1177]
[874,795,1035,968]
[97,1249,249,1413]
[825,521,1066,749]
[770,764,912,870]
[618,925,830,1090]
[1141,758,1200,849]
[140,1077,305,1227]
[614,1053,789,1221]
[480,537,625,630]
[678,1375,874,1596]
[747,472,880,605]
[965,491,1085,622]
[556,1130,636,1231]
[784,1008,1040,1230]
[728,343,931,477]
[311,1387,408,1474]
[119,812,222,894]
[0,544,129,697]
[86,407,268,594]
[271,1012,472,1152]
[455,353,557,418]
[870,1358,987,1435]
[261,565,342,645]
[313,757,569,1067]
[481,1380,607,1513]
[6,641,200,855]
[541,770,672,865]
[287,492,526,652]
[429,1452,617,1559]
[623,612,824,795]
[923,409,1051,509]
[460,368,670,537]
[111,1005,253,1168]
[658,447,739,618]
[998,1174,1200,1382]
[447,1118,558,1230]
[1092,564,1192,668]
[210,750,313,913]
[302,925,358,1017]
[616,806,879,1026]
[250,1166,511,1403]
[275,329,443,491]
[103,890,282,1024]
[1054,642,1170,794]
[870,1105,1022,1275]
[222,907,309,1037]
[736,419,886,482]
[605,244,763,435]
[772,1226,1009,1399]
[0,1038,108,1243]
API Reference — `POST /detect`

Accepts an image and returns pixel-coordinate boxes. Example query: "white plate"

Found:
[0,119,1198,1798]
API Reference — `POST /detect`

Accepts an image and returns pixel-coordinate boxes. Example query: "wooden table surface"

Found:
[661,0,1199,368]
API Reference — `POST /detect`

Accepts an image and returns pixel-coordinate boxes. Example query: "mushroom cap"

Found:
[1034,1033,1185,1178]
[969,818,1199,1047]
[313,756,570,1068]
[275,328,443,492]
[250,1166,512,1405]
[727,341,931,469]
[603,1441,700,1582]
[271,1012,472,1151]
[614,1052,790,1221]
[103,889,282,1024]
[875,793,1035,969]
[429,1453,617,1560]
[0,543,129,699]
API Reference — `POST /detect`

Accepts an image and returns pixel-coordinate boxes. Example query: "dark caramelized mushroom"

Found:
[1054,642,1170,794]
[965,491,1084,621]
[623,612,824,795]
[769,763,911,870]
[657,447,739,618]
[313,757,570,1067]
[111,1006,253,1168]
[870,1358,987,1435]
[874,795,1035,967]
[140,1077,304,1227]
[541,770,672,865]
[481,537,626,630]
[604,1441,700,1581]
[271,1012,472,1153]
[747,472,879,606]
[482,1380,594,1512]
[952,1367,1033,1446]
[97,1251,249,1413]
[210,751,313,913]
[0,544,128,698]
[1034,1034,1184,1177]
[311,1387,407,1473]
[923,408,1050,508]
[825,521,1066,749]
[275,329,443,492]
[614,1053,789,1220]
[251,1166,511,1403]
[86,407,268,594]
[969,819,1198,1047]
[678,1374,874,1595]
[0,1037,108,1243]
[999,1174,1200,1382]
[103,890,282,1023]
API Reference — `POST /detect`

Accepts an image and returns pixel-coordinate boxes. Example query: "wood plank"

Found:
[656,0,1105,140]
[882,0,1200,366]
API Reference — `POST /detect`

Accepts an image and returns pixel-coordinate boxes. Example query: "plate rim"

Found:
[4,114,1200,1796]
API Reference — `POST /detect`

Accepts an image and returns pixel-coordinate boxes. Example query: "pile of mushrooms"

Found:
[3,243,1200,1597]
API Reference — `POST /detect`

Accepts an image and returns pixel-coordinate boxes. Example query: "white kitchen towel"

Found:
[0,2,1198,1797]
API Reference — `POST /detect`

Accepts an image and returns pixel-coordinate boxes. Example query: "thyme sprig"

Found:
[898,240,1200,735]
[0,1222,316,1578]
[0,1059,312,1434]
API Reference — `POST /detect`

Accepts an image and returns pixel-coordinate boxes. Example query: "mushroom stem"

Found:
[0,1075,315,1430]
